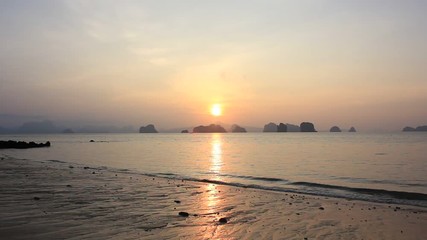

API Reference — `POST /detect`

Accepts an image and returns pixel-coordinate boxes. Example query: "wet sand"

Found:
[0,156,426,240]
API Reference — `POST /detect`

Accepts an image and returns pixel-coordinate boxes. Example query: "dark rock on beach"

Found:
[193,124,226,133]
[139,124,158,133]
[0,140,51,149]
[300,122,316,132]
[178,212,189,217]
[330,126,342,132]
[219,217,228,223]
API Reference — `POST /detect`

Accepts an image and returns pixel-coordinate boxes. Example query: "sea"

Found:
[1,132,426,207]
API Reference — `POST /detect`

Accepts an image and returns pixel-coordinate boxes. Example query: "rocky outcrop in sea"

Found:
[0,140,51,149]
[263,122,278,132]
[231,124,247,133]
[277,123,287,132]
[139,124,158,133]
[403,125,427,132]
[330,126,342,132]
[193,124,226,133]
[300,122,316,132]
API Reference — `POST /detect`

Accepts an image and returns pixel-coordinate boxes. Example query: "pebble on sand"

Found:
[219,217,228,224]
[178,212,189,217]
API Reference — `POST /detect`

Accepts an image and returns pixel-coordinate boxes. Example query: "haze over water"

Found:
[2,132,426,207]
[2,1,427,239]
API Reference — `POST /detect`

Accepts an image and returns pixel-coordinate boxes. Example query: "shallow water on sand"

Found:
[1,132,427,206]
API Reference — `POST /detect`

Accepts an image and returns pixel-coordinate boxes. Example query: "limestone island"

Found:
[330,126,342,132]
[277,123,287,132]
[263,122,278,132]
[300,122,317,132]
[231,124,247,133]
[139,124,158,133]
[349,127,357,132]
[62,128,74,134]
[403,125,427,132]
[193,124,226,133]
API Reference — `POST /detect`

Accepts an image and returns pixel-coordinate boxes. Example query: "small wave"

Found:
[156,172,179,176]
[20,156,427,208]
[209,173,288,182]
[197,179,286,192]
[332,176,427,188]
[291,181,427,201]
[46,159,67,164]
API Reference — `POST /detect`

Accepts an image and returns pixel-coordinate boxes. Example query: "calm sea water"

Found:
[1,133,427,207]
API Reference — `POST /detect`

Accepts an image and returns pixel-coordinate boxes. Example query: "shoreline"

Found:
[1,156,426,239]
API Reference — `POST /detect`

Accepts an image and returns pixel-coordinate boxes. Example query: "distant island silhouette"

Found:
[278,123,287,132]
[3,119,424,134]
[300,122,317,132]
[139,124,158,133]
[286,123,301,132]
[0,120,136,134]
[330,126,342,132]
[265,122,304,132]
[263,122,278,132]
[231,124,247,133]
[62,128,74,134]
[402,125,427,132]
[193,124,226,133]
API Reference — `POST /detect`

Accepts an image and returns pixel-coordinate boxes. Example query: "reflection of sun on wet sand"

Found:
[1,156,426,240]
[200,134,225,238]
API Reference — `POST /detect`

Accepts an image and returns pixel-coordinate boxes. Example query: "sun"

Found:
[210,104,222,116]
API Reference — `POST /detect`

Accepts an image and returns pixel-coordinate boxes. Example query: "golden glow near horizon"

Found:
[1,2,427,131]
[210,104,222,117]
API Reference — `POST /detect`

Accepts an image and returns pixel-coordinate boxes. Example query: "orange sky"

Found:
[1,1,426,131]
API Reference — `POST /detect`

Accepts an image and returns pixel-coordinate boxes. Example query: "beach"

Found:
[0,156,426,240]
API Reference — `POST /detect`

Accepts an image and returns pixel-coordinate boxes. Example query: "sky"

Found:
[1,0,426,131]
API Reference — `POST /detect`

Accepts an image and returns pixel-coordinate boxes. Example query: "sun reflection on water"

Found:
[210,134,223,180]
[206,134,223,210]
[202,134,234,239]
